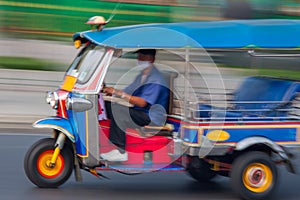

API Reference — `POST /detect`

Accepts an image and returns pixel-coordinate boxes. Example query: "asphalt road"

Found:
[1,133,300,200]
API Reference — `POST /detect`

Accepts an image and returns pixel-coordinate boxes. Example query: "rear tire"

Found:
[187,157,216,182]
[24,138,74,188]
[230,151,278,200]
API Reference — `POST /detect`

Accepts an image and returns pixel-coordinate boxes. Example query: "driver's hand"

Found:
[103,87,115,96]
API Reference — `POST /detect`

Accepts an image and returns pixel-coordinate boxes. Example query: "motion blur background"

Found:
[2,0,300,41]
[1,0,300,74]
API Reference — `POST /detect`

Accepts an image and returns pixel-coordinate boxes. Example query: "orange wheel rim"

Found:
[243,163,273,193]
[37,150,64,178]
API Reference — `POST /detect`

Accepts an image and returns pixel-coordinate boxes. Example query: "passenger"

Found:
[100,49,169,162]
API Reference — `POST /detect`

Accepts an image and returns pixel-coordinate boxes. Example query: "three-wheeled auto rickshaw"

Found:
[24,18,300,200]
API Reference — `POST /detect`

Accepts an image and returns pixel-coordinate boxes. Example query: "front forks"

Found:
[49,132,66,168]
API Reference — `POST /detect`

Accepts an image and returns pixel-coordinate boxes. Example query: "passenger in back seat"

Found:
[100,49,169,162]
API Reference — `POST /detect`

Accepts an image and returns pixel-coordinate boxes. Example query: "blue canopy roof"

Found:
[73,19,300,49]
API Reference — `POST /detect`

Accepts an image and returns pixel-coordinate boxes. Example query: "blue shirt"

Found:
[123,66,169,126]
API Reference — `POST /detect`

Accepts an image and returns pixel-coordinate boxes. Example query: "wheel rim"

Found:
[37,150,65,178]
[243,163,273,193]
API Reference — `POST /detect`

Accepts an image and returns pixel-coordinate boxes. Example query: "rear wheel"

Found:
[187,157,216,182]
[230,151,278,200]
[24,138,74,188]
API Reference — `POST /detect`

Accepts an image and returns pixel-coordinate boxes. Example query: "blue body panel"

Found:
[67,93,89,157]
[73,20,300,48]
[203,127,297,143]
[72,111,88,157]
[181,125,299,145]
[182,128,199,144]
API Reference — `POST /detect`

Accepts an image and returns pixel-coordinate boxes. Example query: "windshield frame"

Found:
[67,44,106,85]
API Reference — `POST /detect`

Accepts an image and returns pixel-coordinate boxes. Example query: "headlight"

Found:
[46,91,58,109]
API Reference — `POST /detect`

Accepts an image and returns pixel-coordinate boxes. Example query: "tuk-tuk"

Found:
[24,18,300,200]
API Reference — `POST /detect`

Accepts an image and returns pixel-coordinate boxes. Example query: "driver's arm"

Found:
[103,87,147,108]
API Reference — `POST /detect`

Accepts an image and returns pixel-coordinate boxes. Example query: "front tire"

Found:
[24,138,74,188]
[230,151,278,200]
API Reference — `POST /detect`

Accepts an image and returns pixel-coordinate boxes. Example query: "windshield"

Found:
[67,44,105,84]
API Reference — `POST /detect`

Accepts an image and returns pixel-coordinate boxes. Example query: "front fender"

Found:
[33,117,76,143]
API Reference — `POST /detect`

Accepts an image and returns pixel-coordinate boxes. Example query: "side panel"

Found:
[72,94,99,166]
[182,124,300,146]
[203,125,300,145]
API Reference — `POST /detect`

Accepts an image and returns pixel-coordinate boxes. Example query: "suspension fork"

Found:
[49,132,66,168]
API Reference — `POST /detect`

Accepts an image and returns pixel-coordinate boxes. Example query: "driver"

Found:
[100,49,169,162]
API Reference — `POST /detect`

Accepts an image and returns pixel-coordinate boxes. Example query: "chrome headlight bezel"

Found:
[65,96,93,112]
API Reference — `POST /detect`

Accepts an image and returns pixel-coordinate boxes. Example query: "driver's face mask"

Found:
[137,60,151,70]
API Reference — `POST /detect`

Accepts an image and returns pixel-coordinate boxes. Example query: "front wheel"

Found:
[230,151,278,200]
[24,138,74,188]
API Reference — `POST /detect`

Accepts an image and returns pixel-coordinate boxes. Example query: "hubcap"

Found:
[243,163,273,193]
[37,150,64,178]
